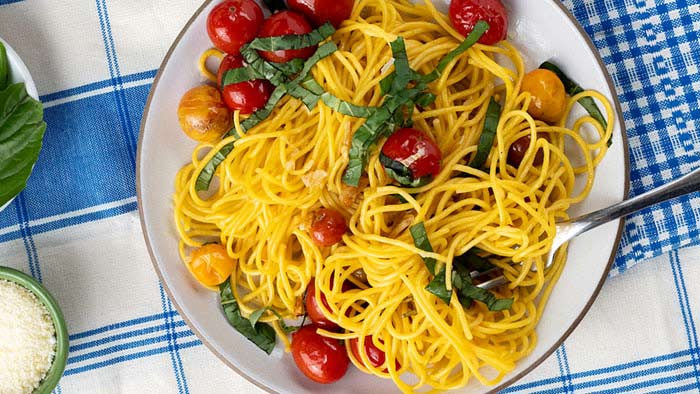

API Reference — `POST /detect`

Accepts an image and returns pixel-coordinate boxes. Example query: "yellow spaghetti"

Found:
[174,0,613,392]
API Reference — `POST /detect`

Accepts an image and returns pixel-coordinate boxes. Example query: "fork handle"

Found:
[569,166,700,235]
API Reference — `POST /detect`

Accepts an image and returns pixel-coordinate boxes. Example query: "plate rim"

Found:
[136,1,631,392]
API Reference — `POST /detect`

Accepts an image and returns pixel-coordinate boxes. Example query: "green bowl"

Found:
[0,267,69,394]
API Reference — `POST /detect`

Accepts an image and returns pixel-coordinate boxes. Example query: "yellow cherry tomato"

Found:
[189,244,235,287]
[521,69,567,124]
[177,85,231,143]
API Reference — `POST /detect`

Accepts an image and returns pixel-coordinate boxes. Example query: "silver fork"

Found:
[477,166,700,290]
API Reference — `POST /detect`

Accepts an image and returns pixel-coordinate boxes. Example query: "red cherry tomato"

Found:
[310,208,347,247]
[288,0,354,28]
[449,0,508,45]
[349,335,400,371]
[291,325,350,384]
[381,128,442,180]
[258,11,316,63]
[207,0,264,55]
[305,278,352,331]
[217,54,274,114]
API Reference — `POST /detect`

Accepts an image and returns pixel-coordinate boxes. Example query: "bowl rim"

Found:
[0,266,69,394]
[136,1,631,392]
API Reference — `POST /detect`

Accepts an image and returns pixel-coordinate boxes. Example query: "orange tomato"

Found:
[177,85,231,143]
[189,244,235,287]
[521,69,567,124]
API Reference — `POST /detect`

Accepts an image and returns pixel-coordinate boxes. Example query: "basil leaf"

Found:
[380,153,432,187]
[409,222,437,275]
[454,249,494,273]
[425,268,452,304]
[222,67,259,86]
[247,23,335,51]
[342,106,394,186]
[249,307,268,327]
[470,97,501,169]
[320,91,377,118]
[0,42,8,91]
[0,83,47,207]
[262,0,287,13]
[539,61,610,146]
[452,263,512,311]
[219,281,276,354]
[423,20,489,83]
[379,72,396,95]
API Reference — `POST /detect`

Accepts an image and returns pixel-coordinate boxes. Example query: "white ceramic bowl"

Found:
[138,1,630,393]
[0,38,40,213]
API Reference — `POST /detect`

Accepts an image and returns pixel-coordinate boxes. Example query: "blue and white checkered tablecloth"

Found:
[0,0,698,393]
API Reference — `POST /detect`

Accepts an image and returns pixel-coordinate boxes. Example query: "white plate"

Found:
[137,1,629,393]
[0,38,40,213]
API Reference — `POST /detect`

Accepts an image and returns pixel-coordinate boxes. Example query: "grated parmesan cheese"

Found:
[0,279,56,394]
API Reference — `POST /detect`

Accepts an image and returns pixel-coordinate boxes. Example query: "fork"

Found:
[477,166,700,290]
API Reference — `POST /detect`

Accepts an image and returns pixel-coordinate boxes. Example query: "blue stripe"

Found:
[561,345,574,393]
[159,284,190,394]
[0,201,137,244]
[70,320,188,352]
[14,194,41,282]
[70,311,177,340]
[555,348,570,393]
[67,329,196,364]
[588,371,700,394]
[642,382,700,394]
[63,339,201,377]
[39,69,157,103]
[501,349,698,392]
[669,250,700,389]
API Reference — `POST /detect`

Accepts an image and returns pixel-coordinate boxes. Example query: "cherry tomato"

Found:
[507,135,544,167]
[258,11,316,63]
[291,325,350,384]
[381,128,442,180]
[177,85,231,143]
[288,0,354,28]
[521,69,567,123]
[349,335,400,371]
[217,54,274,114]
[449,0,508,45]
[189,244,236,287]
[305,278,352,331]
[310,208,347,247]
[207,0,264,55]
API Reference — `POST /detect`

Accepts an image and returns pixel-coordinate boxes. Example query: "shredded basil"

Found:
[423,20,490,83]
[470,97,502,169]
[425,268,452,304]
[409,222,437,275]
[247,23,335,51]
[454,249,494,273]
[220,281,276,354]
[380,153,432,187]
[539,61,610,146]
[250,306,301,334]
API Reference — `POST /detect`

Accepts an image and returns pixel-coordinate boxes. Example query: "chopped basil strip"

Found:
[409,222,437,275]
[380,153,432,187]
[0,42,8,91]
[539,61,610,146]
[470,97,502,169]
[250,307,301,334]
[247,23,335,51]
[220,281,276,354]
[426,268,452,304]
[454,249,494,273]
[452,263,513,311]
[423,20,490,83]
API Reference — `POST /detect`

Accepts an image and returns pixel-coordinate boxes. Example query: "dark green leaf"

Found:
[219,281,277,354]
[454,249,494,273]
[342,106,393,186]
[247,23,335,51]
[415,92,436,108]
[262,0,287,13]
[379,72,396,95]
[0,41,8,91]
[249,308,267,327]
[320,92,377,118]
[238,47,302,86]
[425,268,452,304]
[380,153,432,187]
[423,20,490,83]
[539,61,610,146]
[470,97,501,169]
[451,264,512,311]
[222,67,259,86]
[0,83,46,207]
[409,222,437,275]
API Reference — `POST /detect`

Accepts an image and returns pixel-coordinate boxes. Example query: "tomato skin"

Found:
[381,128,442,180]
[177,85,231,143]
[189,244,236,287]
[207,0,264,55]
[305,279,341,331]
[217,54,274,114]
[349,336,400,371]
[291,325,350,384]
[287,0,354,28]
[310,208,347,247]
[508,135,545,167]
[521,69,567,123]
[258,11,316,63]
[449,0,508,45]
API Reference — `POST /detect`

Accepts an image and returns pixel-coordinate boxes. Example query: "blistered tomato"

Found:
[310,208,347,247]
[449,0,508,45]
[177,85,231,143]
[217,54,274,114]
[189,244,235,287]
[207,0,264,55]
[258,11,316,63]
[521,69,567,123]
[291,325,350,384]
[287,0,354,28]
